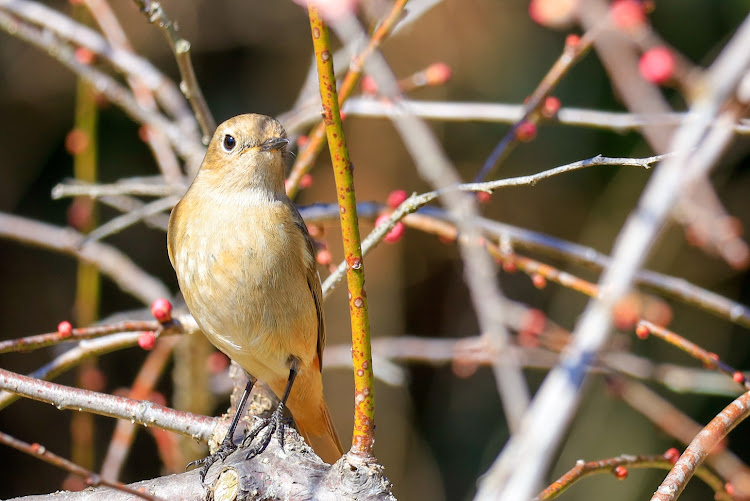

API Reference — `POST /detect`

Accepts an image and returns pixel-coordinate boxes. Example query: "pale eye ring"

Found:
[222,134,236,152]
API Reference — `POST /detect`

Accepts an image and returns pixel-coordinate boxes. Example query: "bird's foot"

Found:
[186,434,237,483]
[241,404,290,460]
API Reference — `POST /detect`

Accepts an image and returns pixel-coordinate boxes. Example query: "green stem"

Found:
[308,6,375,458]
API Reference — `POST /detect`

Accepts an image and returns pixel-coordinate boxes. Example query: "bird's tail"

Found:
[279,368,343,464]
[295,398,343,464]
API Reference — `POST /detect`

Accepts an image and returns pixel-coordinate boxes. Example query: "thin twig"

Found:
[481,11,750,500]
[0,315,198,411]
[131,0,216,143]
[0,0,201,149]
[0,10,204,164]
[83,0,184,183]
[52,180,180,199]
[322,153,663,295]
[475,25,598,182]
[0,431,164,501]
[535,453,730,501]
[101,337,180,481]
[286,0,408,199]
[341,97,750,134]
[652,390,750,501]
[0,212,169,304]
[329,11,530,435]
[84,196,179,243]
[614,378,750,496]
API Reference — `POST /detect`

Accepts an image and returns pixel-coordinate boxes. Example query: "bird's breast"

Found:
[169,196,317,375]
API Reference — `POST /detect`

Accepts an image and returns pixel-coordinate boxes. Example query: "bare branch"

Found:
[0,212,170,304]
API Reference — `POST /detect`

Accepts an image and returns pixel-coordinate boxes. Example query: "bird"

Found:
[167,113,343,475]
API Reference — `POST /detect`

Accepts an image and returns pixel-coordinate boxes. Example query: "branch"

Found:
[341,98,750,134]
[0,367,219,443]
[329,10,530,433]
[651,390,750,501]
[480,10,750,498]
[0,212,169,304]
[0,432,162,501]
[131,0,216,144]
[308,6,375,457]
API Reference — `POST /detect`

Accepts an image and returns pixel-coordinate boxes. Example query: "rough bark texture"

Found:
[11,426,395,501]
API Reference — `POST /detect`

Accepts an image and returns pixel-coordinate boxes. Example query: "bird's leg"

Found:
[187,377,255,481]
[242,357,299,459]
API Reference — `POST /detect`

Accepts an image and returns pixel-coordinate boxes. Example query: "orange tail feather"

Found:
[295,398,343,464]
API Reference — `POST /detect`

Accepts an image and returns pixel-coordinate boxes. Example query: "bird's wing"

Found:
[290,202,326,369]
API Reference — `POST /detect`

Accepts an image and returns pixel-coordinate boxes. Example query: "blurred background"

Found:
[1,0,750,499]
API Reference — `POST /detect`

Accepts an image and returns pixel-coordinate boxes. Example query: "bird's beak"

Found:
[260,137,290,151]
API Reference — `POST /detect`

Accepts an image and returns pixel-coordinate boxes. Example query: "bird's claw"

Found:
[242,407,290,460]
[186,435,238,483]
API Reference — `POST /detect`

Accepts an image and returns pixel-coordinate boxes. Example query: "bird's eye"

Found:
[222,134,236,152]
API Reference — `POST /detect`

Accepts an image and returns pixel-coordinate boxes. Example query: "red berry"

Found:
[725,482,736,496]
[297,135,309,148]
[733,371,746,384]
[541,96,561,118]
[502,260,517,273]
[386,189,409,209]
[376,214,405,243]
[613,466,628,480]
[300,174,314,189]
[361,75,378,94]
[532,274,547,289]
[611,0,646,31]
[150,298,172,323]
[138,331,157,350]
[57,321,73,338]
[565,34,581,48]
[635,324,650,339]
[663,447,680,464]
[476,191,492,204]
[515,121,538,142]
[424,63,452,86]
[639,47,675,84]
[316,249,332,266]
[74,47,95,65]
[339,110,347,121]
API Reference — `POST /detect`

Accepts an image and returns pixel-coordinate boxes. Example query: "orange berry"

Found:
[613,466,628,480]
[424,62,452,85]
[532,274,547,289]
[635,324,650,339]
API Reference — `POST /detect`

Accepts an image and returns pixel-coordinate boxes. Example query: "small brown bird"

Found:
[168,114,343,471]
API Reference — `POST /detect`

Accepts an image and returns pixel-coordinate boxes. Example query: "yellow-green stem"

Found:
[288,0,407,200]
[308,6,375,457]
[71,5,100,470]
